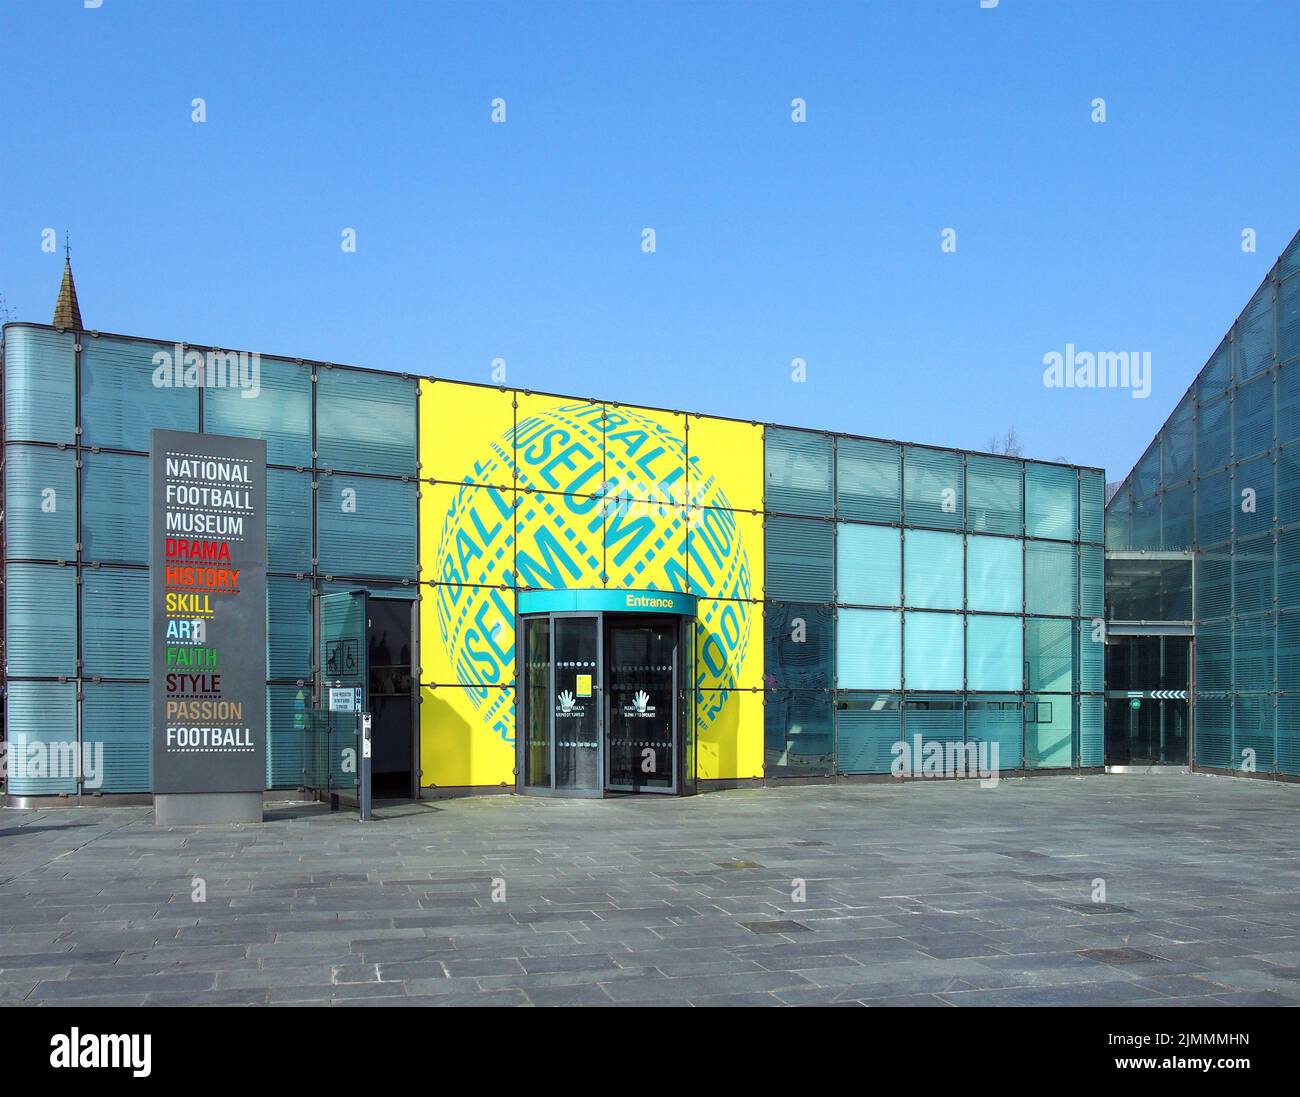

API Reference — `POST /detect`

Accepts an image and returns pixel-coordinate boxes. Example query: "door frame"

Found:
[367,595,419,801]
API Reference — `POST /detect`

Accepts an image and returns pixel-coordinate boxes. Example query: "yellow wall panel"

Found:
[420,583,515,685]
[688,415,764,512]
[420,684,515,788]
[601,404,687,505]
[695,688,764,780]
[513,394,605,499]
[421,380,514,486]
[688,506,763,602]
[514,490,604,589]
[603,500,689,590]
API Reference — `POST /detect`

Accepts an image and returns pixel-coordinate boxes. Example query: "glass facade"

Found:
[1106,230,1300,776]
[762,427,1106,776]
[2,327,418,796]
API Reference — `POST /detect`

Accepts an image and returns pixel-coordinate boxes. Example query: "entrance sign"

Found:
[151,429,267,825]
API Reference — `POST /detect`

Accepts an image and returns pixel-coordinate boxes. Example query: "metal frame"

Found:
[515,608,693,797]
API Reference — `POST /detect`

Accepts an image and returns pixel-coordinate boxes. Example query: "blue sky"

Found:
[1,0,1296,479]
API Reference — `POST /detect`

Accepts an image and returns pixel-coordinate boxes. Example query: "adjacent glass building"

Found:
[1105,229,1300,776]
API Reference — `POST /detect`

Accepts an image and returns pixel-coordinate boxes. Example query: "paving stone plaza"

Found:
[2,773,1298,1007]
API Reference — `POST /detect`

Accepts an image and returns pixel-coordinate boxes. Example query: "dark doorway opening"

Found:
[367,598,416,798]
[604,615,678,793]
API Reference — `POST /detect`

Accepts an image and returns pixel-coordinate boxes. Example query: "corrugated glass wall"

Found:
[763,427,1105,776]
[2,325,419,795]
[1105,231,1300,776]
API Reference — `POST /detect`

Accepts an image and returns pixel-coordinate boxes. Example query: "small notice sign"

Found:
[575,673,592,698]
[329,688,356,713]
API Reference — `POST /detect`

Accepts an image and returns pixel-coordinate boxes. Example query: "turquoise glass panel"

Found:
[966,534,1022,613]
[765,515,834,601]
[1080,469,1106,542]
[765,691,834,776]
[268,577,313,678]
[1026,695,1073,768]
[966,454,1022,535]
[966,615,1022,691]
[837,608,901,690]
[836,439,899,523]
[3,327,75,443]
[1026,540,1075,616]
[4,444,76,559]
[1079,696,1104,767]
[80,452,150,564]
[82,568,149,677]
[268,468,312,572]
[4,682,78,795]
[316,368,417,476]
[1025,463,1078,541]
[903,446,963,530]
[967,696,1023,769]
[1079,621,1104,692]
[5,563,76,676]
[317,475,417,579]
[1080,544,1104,617]
[765,603,834,689]
[903,610,963,690]
[83,683,150,793]
[902,694,965,755]
[205,355,311,466]
[837,523,900,606]
[268,683,312,787]
[903,529,963,609]
[836,693,901,775]
[81,335,198,451]
[765,428,833,516]
[1026,617,1073,692]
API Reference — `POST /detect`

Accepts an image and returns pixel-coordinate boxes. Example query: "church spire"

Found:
[52,235,83,330]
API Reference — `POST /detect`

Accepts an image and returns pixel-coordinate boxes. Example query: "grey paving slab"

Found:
[2,774,1299,1006]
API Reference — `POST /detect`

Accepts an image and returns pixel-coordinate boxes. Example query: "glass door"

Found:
[605,617,677,792]
[519,614,601,794]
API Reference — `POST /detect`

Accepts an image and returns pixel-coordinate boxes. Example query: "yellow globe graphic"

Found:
[434,402,752,743]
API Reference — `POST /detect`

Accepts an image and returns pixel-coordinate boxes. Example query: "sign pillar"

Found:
[151,429,268,825]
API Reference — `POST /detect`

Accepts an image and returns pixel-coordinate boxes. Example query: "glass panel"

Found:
[764,428,833,516]
[204,355,311,467]
[903,529,963,609]
[1234,374,1274,459]
[1080,544,1104,617]
[837,523,900,606]
[522,617,552,788]
[966,534,1022,613]
[1080,469,1106,543]
[902,694,964,761]
[764,690,833,777]
[836,439,900,523]
[764,515,833,601]
[4,444,76,559]
[268,577,313,678]
[4,682,78,795]
[1025,463,1078,541]
[317,475,417,578]
[1197,395,1231,471]
[1079,696,1104,767]
[81,335,198,451]
[967,696,1023,770]
[966,454,1022,535]
[267,683,312,788]
[903,611,963,690]
[1026,617,1073,692]
[967,615,1021,691]
[317,367,417,476]
[81,451,149,564]
[837,608,901,690]
[605,620,673,790]
[836,692,900,775]
[3,327,75,444]
[83,682,150,793]
[266,468,312,573]
[82,568,149,677]
[765,602,834,690]
[903,446,963,530]
[1026,695,1073,768]
[1161,397,1195,485]
[1025,540,1075,616]
[1234,283,1274,381]
[5,563,76,676]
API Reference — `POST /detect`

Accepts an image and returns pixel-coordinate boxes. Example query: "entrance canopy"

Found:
[517,588,698,617]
